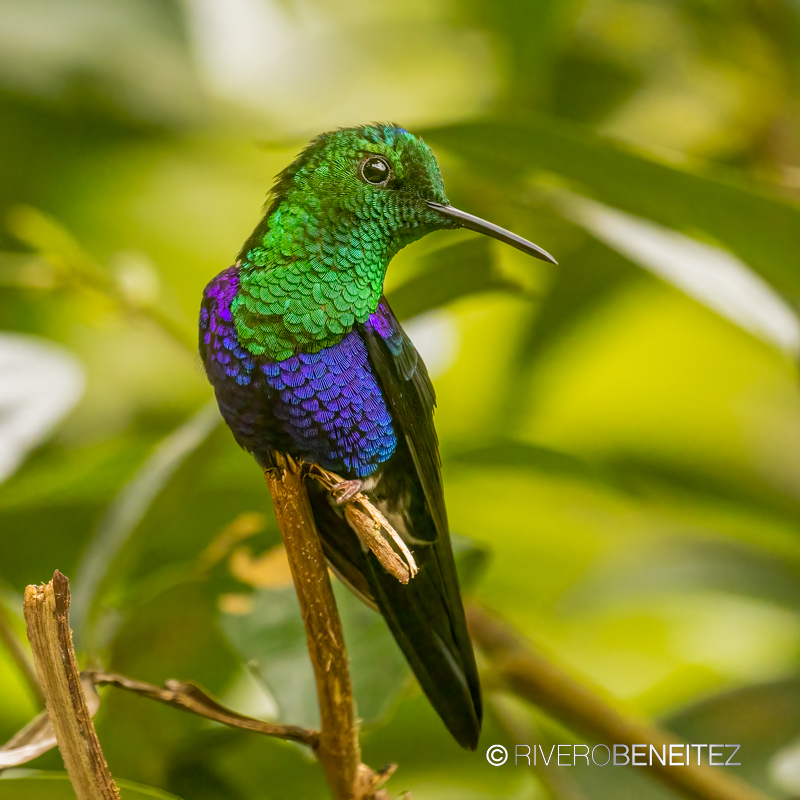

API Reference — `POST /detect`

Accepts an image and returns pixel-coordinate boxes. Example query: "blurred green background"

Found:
[2,0,800,797]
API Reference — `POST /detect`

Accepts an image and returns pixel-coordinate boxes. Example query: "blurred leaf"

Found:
[451,439,800,534]
[0,434,156,515]
[562,538,800,616]
[451,532,491,590]
[551,49,643,125]
[425,116,800,304]
[8,206,195,350]
[558,192,800,354]
[220,586,314,727]
[0,335,103,590]
[0,772,183,799]
[563,679,798,799]
[221,582,409,730]
[95,580,240,789]
[0,675,99,768]
[450,439,624,490]
[665,677,800,796]
[0,0,203,129]
[81,422,280,653]
[0,333,84,483]
[459,0,584,109]
[7,206,105,287]
[608,454,800,538]
[513,235,638,371]
[163,728,326,800]
[221,535,488,730]
[70,402,219,648]
[388,237,525,321]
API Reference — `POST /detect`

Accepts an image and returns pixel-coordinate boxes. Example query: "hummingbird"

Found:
[199,124,555,750]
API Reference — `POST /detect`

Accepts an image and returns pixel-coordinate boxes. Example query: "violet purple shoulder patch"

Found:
[199,267,255,386]
[262,330,396,477]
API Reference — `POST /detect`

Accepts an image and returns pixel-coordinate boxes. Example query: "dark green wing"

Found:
[355,297,482,748]
[359,297,445,543]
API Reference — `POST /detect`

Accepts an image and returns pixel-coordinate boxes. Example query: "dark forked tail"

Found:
[307,481,482,750]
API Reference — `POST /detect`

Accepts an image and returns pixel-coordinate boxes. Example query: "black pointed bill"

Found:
[426,201,557,264]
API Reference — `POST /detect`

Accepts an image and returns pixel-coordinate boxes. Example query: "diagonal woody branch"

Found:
[265,454,388,800]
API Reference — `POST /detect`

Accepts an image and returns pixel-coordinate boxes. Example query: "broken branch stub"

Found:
[308,464,417,582]
[23,571,120,800]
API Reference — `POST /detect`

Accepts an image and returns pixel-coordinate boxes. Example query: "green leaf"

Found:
[73,420,281,667]
[563,538,800,616]
[451,439,800,535]
[0,431,162,593]
[0,334,84,484]
[0,434,158,515]
[162,727,328,799]
[665,678,800,795]
[220,536,488,730]
[94,581,241,788]
[450,439,625,491]
[556,192,800,354]
[512,234,639,373]
[424,115,800,303]
[551,49,643,125]
[220,582,410,729]
[607,454,800,531]
[459,0,585,109]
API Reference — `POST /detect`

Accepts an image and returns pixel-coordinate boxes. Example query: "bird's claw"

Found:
[332,479,364,506]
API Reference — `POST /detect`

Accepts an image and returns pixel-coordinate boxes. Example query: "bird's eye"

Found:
[360,155,391,185]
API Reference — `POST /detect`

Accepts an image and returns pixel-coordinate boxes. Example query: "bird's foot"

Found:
[332,479,364,506]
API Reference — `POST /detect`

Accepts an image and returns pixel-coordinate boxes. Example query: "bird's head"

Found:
[240,124,555,266]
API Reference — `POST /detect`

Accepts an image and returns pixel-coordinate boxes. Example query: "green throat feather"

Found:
[232,124,453,361]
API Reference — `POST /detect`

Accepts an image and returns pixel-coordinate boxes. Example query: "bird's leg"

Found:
[332,479,364,506]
